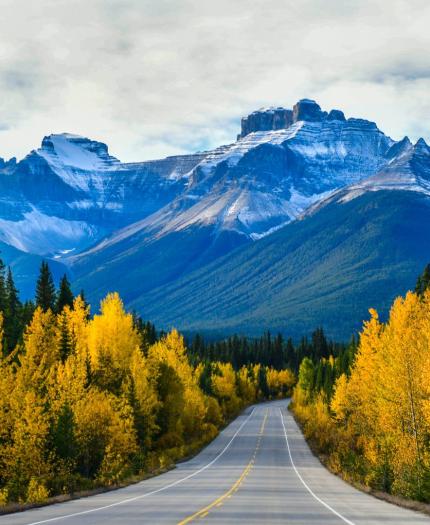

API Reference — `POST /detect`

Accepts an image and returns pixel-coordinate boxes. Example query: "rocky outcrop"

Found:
[238,107,293,139]
[292,99,327,122]
[239,100,349,138]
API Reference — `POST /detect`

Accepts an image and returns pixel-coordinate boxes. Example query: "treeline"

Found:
[0,261,295,506]
[292,266,430,502]
[188,327,348,373]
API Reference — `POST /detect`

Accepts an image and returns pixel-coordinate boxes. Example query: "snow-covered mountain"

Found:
[0,134,202,257]
[72,99,394,261]
[304,134,430,215]
[1,98,430,330]
[0,98,395,262]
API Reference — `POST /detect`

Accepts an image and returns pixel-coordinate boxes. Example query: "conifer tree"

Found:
[58,310,72,362]
[35,261,56,312]
[56,274,74,313]
[415,263,430,296]
[0,258,7,314]
[4,267,22,354]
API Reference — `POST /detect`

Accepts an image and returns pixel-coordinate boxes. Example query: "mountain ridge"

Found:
[0,99,429,340]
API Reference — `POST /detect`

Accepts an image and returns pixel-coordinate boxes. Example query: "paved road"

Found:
[1,400,429,525]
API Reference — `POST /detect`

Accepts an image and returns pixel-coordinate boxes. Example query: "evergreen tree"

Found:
[0,257,7,314]
[4,267,22,354]
[415,263,430,296]
[58,311,72,362]
[257,366,270,399]
[56,274,74,313]
[21,300,36,328]
[35,261,56,312]
[50,403,77,462]
[311,327,329,359]
[78,290,90,319]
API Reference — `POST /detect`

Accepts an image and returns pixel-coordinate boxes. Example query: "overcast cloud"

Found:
[0,0,429,162]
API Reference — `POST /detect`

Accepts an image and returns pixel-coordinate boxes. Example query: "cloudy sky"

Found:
[0,0,429,162]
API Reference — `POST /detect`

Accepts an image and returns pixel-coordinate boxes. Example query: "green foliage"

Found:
[35,261,57,312]
[415,263,430,296]
[56,275,74,313]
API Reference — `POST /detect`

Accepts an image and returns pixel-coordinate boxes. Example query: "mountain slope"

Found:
[131,190,430,340]
[0,241,67,299]
[125,138,430,339]
[72,99,396,308]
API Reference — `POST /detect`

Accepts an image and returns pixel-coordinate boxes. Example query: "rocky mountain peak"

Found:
[415,137,430,152]
[292,99,327,122]
[238,107,293,139]
[239,100,351,139]
[37,133,119,171]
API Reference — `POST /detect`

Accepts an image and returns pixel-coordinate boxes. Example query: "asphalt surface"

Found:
[1,400,429,524]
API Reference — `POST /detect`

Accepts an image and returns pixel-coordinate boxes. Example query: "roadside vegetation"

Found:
[0,260,295,507]
[292,265,430,502]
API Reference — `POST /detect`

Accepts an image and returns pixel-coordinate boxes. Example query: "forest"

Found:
[292,265,430,502]
[3,256,428,508]
[0,261,295,507]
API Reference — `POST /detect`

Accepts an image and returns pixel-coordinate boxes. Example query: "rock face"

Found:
[239,107,293,139]
[292,99,327,122]
[239,99,348,138]
[71,100,408,315]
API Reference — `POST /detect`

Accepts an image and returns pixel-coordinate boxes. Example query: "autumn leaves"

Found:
[0,293,294,506]
[293,290,430,501]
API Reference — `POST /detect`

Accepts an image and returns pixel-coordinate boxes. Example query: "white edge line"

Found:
[24,407,256,525]
[279,407,355,525]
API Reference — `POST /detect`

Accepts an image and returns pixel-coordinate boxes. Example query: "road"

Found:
[1,400,429,525]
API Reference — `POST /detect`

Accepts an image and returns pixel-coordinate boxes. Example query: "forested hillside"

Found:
[0,262,294,507]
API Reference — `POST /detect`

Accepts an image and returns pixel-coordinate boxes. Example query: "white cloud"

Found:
[0,0,429,162]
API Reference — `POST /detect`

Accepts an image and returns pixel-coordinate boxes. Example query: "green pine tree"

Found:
[56,274,74,313]
[58,311,72,361]
[35,261,57,311]
[258,366,270,399]
[4,267,22,354]
[415,263,430,296]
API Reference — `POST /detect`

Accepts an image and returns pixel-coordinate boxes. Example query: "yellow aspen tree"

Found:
[16,308,59,396]
[148,330,207,442]
[377,293,428,497]
[4,391,51,501]
[87,293,140,392]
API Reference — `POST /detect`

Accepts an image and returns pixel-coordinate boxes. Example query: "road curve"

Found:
[1,400,428,525]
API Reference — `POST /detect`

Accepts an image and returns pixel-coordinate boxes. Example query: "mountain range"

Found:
[1,98,429,339]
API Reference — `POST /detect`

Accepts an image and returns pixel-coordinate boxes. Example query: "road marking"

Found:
[23,408,257,525]
[177,459,253,524]
[177,409,268,524]
[279,408,355,525]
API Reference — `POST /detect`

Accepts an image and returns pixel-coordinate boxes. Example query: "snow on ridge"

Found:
[0,207,98,256]
[198,122,305,173]
[36,134,121,193]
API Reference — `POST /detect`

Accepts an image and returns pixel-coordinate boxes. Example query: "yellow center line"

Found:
[177,409,268,524]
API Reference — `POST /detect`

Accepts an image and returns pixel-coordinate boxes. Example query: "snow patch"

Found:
[0,208,99,256]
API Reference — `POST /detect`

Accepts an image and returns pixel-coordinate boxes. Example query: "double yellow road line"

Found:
[178,409,268,524]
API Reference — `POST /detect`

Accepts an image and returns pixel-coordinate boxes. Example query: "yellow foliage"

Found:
[87,293,140,381]
[267,368,296,397]
[0,487,8,506]
[26,478,49,504]
[0,290,294,503]
[295,291,430,499]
